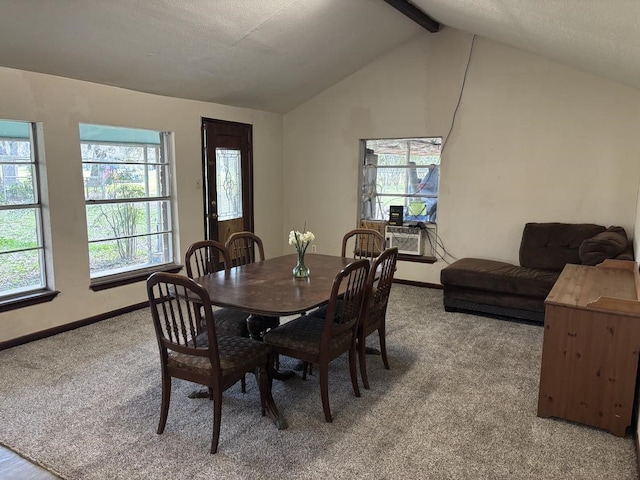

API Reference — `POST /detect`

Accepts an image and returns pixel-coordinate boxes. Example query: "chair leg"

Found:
[256,364,267,416]
[158,371,171,434]
[319,363,332,423]
[241,375,246,393]
[379,326,390,370]
[349,344,361,398]
[301,362,315,380]
[211,389,223,454]
[358,337,370,390]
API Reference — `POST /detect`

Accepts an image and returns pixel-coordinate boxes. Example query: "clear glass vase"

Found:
[292,251,310,278]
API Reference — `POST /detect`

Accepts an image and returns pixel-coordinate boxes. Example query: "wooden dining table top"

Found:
[193,253,353,317]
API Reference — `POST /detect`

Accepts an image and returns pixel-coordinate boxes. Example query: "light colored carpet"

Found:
[0,285,637,479]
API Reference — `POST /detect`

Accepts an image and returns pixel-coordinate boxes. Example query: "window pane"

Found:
[86,200,170,242]
[216,148,243,221]
[82,163,167,200]
[0,208,40,252]
[88,233,172,276]
[374,166,437,197]
[80,143,157,164]
[0,248,43,294]
[0,138,31,162]
[0,145,36,205]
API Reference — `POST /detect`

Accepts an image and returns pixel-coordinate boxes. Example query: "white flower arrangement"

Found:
[289,228,315,256]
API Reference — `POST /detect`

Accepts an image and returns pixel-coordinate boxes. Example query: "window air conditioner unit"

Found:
[385,225,428,256]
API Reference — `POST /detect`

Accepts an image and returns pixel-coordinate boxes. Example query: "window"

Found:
[361,137,441,224]
[0,120,48,299]
[80,124,174,280]
[215,148,243,221]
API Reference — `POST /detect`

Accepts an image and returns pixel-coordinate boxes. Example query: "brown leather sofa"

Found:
[440,223,634,322]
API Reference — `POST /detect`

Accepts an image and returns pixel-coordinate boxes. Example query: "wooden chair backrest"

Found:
[146,272,220,372]
[184,240,231,278]
[225,231,265,267]
[341,228,386,260]
[321,258,370,341]
[362,247,399,328]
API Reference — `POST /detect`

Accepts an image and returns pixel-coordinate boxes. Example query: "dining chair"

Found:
[225,231,266,267]
[225,231,279,339]
[184,240,249,338]
[341,228,386,260]
[263,258,370,422]
[310,228,386,321]
[297,228,384,379]
[357,247,398,389]
[185,239,251,392]
[146,272,273,454]
[304,240,395,379]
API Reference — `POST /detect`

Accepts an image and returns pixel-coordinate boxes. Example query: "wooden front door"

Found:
[201,118,254,244]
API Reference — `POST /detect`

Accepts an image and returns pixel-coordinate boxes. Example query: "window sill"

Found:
[398,254,436,264]
[0,289,60,313]
[90,263,183,291]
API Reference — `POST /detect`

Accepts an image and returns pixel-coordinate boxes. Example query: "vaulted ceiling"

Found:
[0,1,638,114]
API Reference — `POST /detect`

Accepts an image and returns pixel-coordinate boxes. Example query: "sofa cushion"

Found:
[518,223,606,271]
[579,226,628,266]
[440,258,560,298]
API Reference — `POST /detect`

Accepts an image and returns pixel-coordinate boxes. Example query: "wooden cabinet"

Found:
[537,260,640,436]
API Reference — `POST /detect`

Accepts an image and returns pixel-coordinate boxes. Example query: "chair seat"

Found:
[308,299,342,321]
[168,334,270,376]
[264,315,352,356]
[213,308,250,337]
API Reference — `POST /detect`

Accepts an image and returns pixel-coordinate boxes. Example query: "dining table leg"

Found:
[246,314,279,341]
[262,357,288,430]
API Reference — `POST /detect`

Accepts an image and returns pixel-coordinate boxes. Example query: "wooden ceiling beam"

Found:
[384,0,441,33]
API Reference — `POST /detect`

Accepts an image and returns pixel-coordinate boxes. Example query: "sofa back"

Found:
[519,223,606,271]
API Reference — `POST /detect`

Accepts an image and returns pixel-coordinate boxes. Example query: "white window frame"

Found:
[80,124,176,282]
[360,137,442,224]
[0,120,50,301]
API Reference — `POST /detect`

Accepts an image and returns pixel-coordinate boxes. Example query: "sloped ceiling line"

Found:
[383,0,441,33]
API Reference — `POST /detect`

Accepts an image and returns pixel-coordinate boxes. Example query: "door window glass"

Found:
[215,148,243,221]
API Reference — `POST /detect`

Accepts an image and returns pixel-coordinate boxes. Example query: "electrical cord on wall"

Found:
[425,226,457,265]
[433,34,476,264]
[440,34,475,157]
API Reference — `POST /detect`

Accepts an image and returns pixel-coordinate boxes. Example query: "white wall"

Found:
[0,67,284,342]
[284,28,640,284]
[4,26,640,343]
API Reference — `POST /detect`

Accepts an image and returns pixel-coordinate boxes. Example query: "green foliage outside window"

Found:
[97,183,146,262]
[0,180,34,205]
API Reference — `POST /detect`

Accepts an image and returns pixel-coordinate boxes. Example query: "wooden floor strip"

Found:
[0,444,59,479]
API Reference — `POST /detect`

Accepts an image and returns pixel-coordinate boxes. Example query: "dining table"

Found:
[192,252,355,430]
[194,252,353,337]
